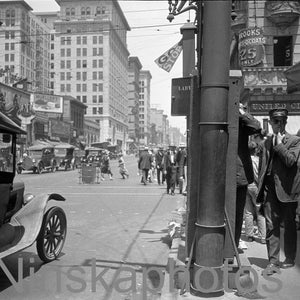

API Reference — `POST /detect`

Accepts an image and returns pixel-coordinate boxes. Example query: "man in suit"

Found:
[163,147,178,195]
[138,147,152,185]
[155,147,165,185]
[176,143,187,194]
[257,108,300,275]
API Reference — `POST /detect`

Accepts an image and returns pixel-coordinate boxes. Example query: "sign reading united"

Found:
[238,27,266,67]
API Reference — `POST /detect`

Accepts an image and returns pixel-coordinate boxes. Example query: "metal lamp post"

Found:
[167,0,232,295]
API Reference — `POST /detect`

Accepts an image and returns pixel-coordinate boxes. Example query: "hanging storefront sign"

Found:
[171,77,191,116]
[154,39,183,72]
[238,27,266,67]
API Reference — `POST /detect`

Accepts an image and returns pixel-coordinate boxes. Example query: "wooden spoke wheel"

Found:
[36,207,67,262]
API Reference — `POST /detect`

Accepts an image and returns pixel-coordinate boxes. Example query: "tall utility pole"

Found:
[180,22,197,259]
[194,1,231,294]
[167,0,232,295]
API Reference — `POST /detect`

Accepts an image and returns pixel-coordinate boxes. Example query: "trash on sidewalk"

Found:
[168,221,181,238]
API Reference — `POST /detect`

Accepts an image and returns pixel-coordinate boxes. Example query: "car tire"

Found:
[36,206,67,263]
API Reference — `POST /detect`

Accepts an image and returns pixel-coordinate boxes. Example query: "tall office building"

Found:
[128,56,142,144]
[0,1,51,92]
[139,70,152,145]
[50,0,131,148]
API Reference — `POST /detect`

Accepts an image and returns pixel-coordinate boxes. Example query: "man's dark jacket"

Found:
[138,151,152,170]
[236,112,262,186]
[257,133,300,203]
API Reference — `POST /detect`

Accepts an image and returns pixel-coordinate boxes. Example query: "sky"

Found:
[23,0,195,134]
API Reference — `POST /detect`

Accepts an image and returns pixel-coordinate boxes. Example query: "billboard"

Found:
[239,27,266,67]
[49,118,71,139]
[0,82,32,126]
[31,93,63,114]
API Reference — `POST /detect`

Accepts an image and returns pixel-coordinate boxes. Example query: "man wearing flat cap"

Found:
[257,108,300,276]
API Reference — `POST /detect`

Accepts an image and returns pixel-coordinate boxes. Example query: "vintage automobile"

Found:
[73,147,86,168]
[54,143,75,171]
[17,144,57,174]
[85,147,105,167]
[0,111,67,263]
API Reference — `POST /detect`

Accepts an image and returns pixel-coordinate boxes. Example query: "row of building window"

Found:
[59,48,103,57]
[58,59,103,69]
[60,83,103,93]
[76,95,104,105]
[92,107,103,115]
[4,54,14,62]
[65,6,107,17]
[58,71,103,81]
[60,36,103,45]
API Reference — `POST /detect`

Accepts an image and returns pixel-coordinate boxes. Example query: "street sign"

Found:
[171,77,191,116]
[249,99,300,115]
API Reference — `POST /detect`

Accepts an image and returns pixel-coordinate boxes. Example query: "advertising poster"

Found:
[31,93,63,114]
[238,27,266,67]
[0,83,32,126]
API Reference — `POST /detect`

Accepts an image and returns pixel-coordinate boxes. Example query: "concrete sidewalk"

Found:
[162,197,300,300]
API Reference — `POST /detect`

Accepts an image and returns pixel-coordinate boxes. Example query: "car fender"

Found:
[0,193,66,259]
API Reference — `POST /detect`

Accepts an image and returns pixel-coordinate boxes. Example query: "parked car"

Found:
[107,145,120,160]
[54,143,75,171]
[85,147,105,167]
[17,144,57,174]
[0,110,67,263]
[73,147,86,168]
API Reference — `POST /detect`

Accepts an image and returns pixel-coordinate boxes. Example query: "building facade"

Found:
[50,0,130,151]
[139,70,152,145]
[231,0,300,134]
[150,107,165,146]
[128,56,142,144]
[0,1,51,93]
[84,118,100,147]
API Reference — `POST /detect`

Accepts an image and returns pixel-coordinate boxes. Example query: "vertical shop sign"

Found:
[238,27,266,67]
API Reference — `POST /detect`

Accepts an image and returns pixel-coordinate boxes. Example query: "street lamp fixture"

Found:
[167,0,198,22]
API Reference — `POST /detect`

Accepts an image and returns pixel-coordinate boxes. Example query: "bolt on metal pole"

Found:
[191,0,231,295]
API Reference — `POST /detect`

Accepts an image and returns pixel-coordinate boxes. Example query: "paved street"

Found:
[0,156,183,300]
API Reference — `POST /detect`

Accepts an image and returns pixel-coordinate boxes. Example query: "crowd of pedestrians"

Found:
[134,106,300,278]
[137,144,187,195]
